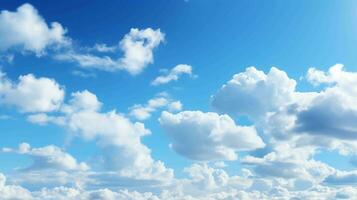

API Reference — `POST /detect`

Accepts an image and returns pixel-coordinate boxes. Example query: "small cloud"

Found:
[151,64,195,86]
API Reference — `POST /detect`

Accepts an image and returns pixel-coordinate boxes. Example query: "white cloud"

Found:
[2,143,89,172]
[55,28,164,75]
[26,90,174,182]
[241,144,334,188]
[306,64,343,86]
[159,111,265,161]
[119,28,165,75]
[0,71,64,113]
[211,67,296,118]
[67,90,102,112]
[129,94,182,121]
[183,164,230,190]
[294,64,357,140]
[0,173,33,200]
[151,64,194,86]
[212,64,357,145]
[67,110,173,181]
[0,3,68,55]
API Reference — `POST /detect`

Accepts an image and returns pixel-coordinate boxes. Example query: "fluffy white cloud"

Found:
[0,71,64,113]
[129,94,182,121]
[67,110,173,180]
[211,66,302,140]
[159,111,265,161]
[242,143,334,188]
[0,3,68,54]
[151,64,194,86]
[2,143,89,172]
[0,173,33,200]
[67,90,102,112]
[55,28,164,75]
[211,67,296,118]
[212,64,357,145]
[294,64,357,140]
[25,90,173,182]
[119,28,165,75]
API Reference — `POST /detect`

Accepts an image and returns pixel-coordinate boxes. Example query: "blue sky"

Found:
[1,1,357,199]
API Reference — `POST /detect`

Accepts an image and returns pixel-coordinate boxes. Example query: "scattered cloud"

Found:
[55,28,165,75]
[151,64,195,86]
[129,93,182,121]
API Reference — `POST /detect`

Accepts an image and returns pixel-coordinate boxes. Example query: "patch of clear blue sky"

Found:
[1,0,357,176]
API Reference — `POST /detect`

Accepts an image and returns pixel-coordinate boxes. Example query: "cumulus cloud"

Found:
[5,65,357,199]
[211,64,357,145]
[0,173,33,200]
[211,67,296,118]
[0,3,68,55]
[25,90,173,182]
[1,143,89,172]
[241,143,334,188]
[151,64,194,86]
[159,111,265,161]
[0,71,64,113]
[293,64,357,140]
[55,28,164,75]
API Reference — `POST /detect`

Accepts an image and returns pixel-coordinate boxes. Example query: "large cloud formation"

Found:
[212,64,357,142]
[2,64,357,199]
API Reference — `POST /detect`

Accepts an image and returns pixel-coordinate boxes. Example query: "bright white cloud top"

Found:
[1,2,357,200]
[0,3,68,54]
[0,71,64,113]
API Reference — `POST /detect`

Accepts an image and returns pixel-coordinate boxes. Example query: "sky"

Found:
[0,0,357,199]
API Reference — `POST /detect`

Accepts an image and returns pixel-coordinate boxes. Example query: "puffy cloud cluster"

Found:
[159,111,265,161]
[0,3,68,55]
[151,64,194,86]
[206,64,357,198]
[26,90,173,182]
[212,64,357,143]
